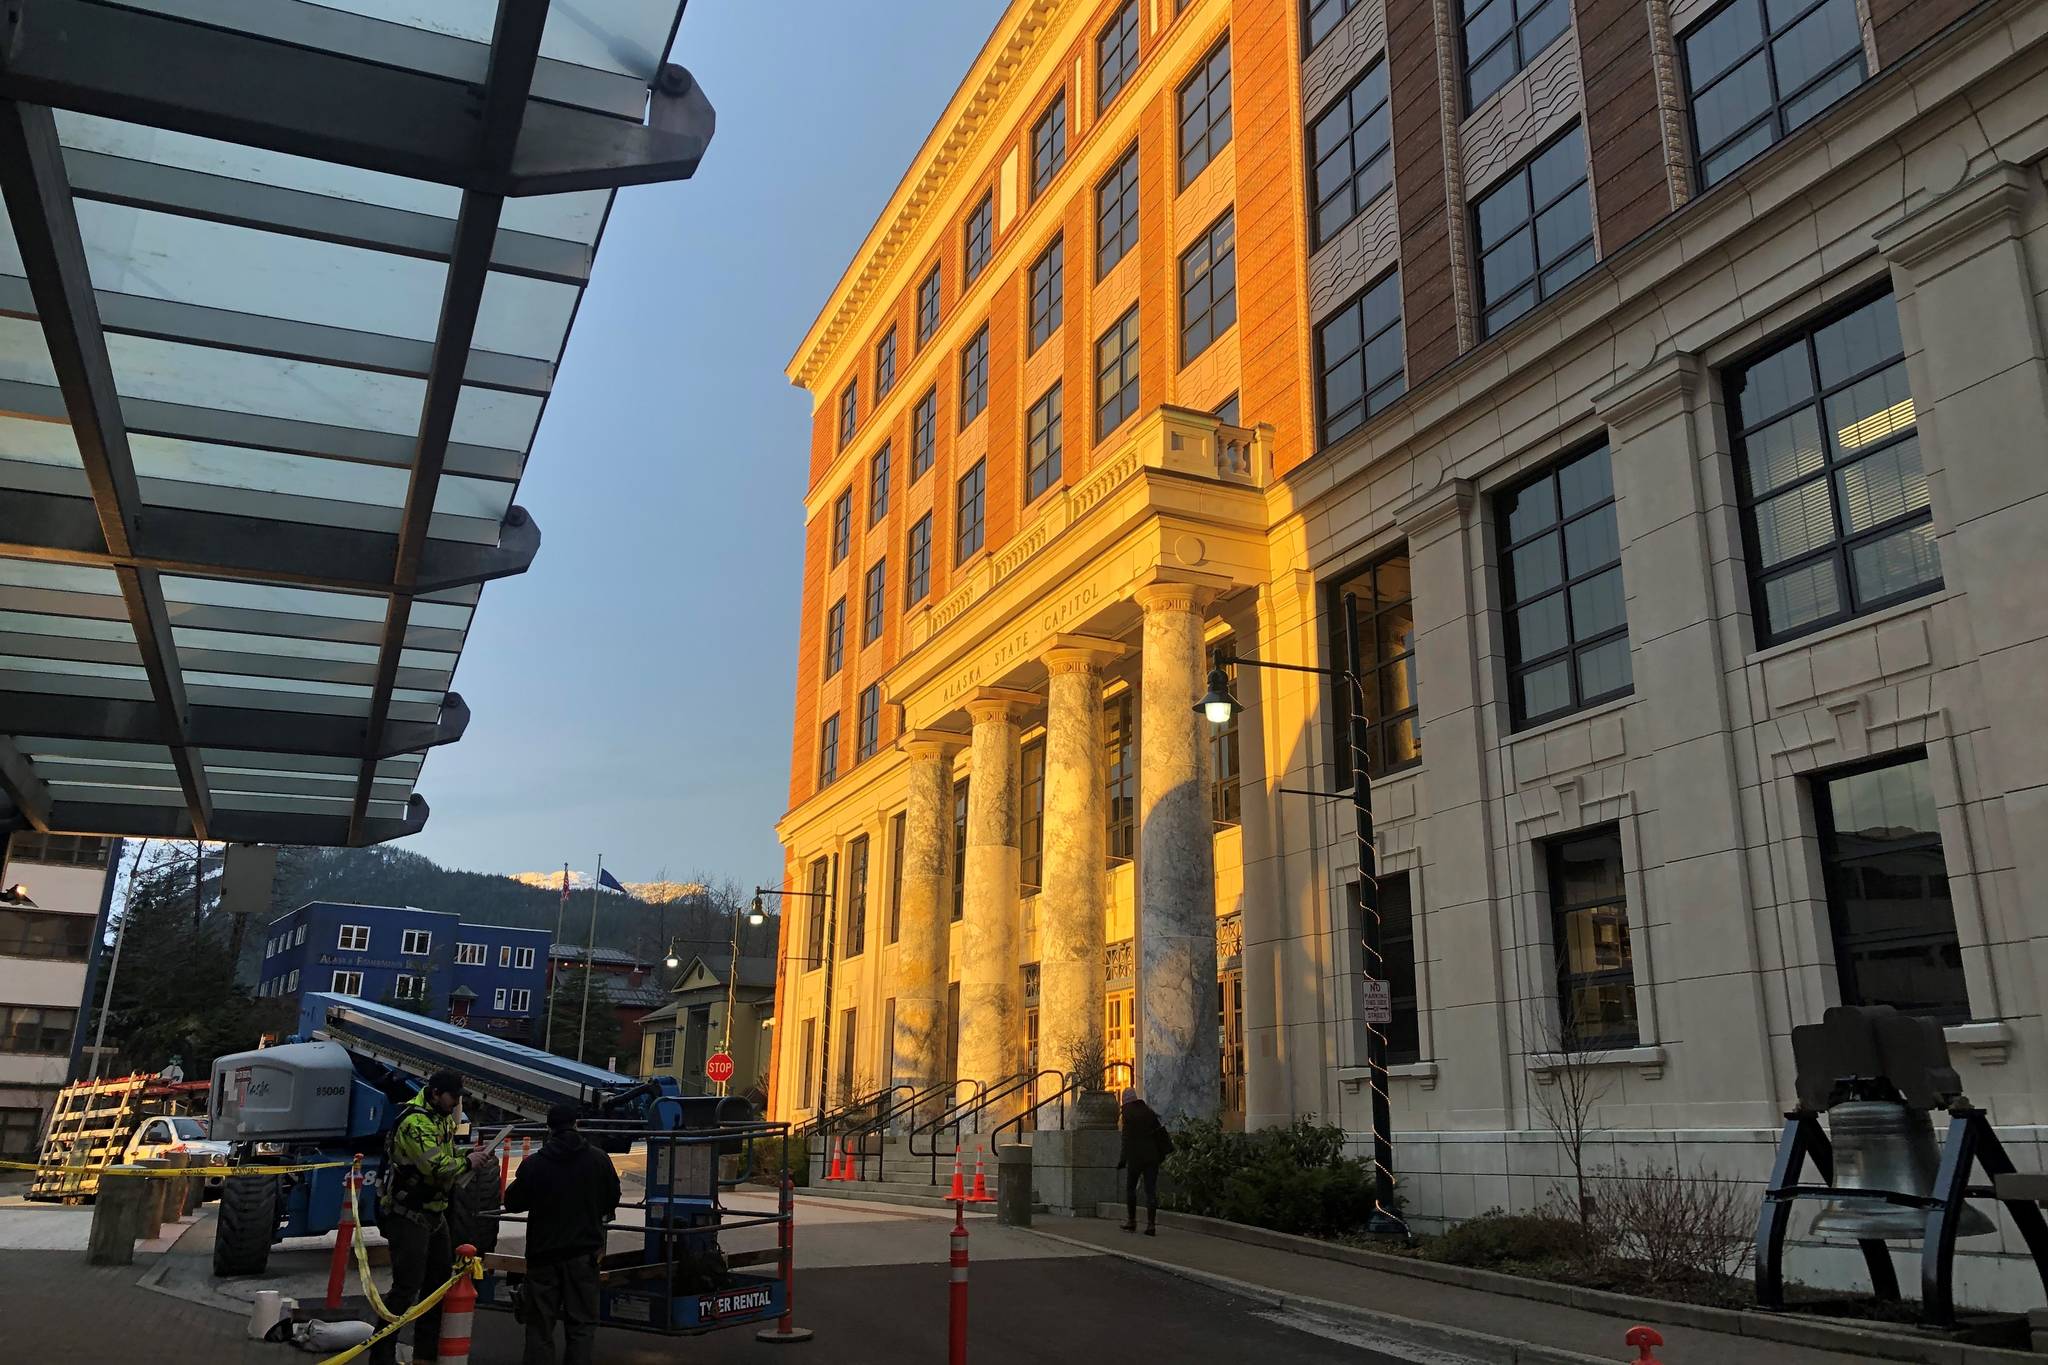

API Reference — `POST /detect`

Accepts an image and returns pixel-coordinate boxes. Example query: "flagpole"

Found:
[578,854,602,1063]
[545,861,569,1050]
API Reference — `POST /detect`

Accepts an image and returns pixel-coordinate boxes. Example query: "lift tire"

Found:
[213,1173,279,1278]
[447,1153,501,1254]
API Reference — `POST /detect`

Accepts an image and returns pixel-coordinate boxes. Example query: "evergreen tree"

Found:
[541,967,624,1069]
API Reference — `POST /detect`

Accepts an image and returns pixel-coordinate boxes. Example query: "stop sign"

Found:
[705,1052,735,1084]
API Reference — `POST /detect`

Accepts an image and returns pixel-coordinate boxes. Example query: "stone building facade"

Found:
[774,0,2048,1305]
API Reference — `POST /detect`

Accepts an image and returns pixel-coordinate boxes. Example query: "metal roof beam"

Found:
[48,793,428,846]
[0,0,712,196]
[0,274,556,395]
[0,735,53,832]
[0,490,541,594]
[63,148,595,285]
[0,690,470,759]
[0,98,213,839]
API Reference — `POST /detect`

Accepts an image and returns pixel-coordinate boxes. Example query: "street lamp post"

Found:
[1196,645,1409,1236]
[755,879,836,1118]
[663,895,768,1096]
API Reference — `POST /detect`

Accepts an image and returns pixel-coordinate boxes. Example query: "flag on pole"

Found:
[597,868,628,894]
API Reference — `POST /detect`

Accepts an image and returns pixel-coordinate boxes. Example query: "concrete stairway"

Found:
[799,1135,1005,1209]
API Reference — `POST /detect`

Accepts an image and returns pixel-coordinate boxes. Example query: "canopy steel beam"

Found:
[0,0,713,196]
[63,148,594,285]
[0,274,556,395]
[0,735,54,832]
[350,0,545,845]
[0,490,541,594]
[0,690,470,759]
[0,98,213,839]
[48,793,428,845]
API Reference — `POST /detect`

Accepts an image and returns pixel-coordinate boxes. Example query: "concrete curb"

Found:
[1024,1225,1611,1365]
[1086,1205,2043,1365]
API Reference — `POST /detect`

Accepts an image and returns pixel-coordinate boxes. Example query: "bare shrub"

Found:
[1527,1015,1615,1224]
[1587,1160,1756,1290]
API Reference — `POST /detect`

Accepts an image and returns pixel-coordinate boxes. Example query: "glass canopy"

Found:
[0,0,712,846]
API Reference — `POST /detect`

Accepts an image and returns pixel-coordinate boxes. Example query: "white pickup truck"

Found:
[123,1115,232,1196]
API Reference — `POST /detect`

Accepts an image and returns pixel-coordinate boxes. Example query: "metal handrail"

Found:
[915,1071,1060,1184]
[988,1068,1086,1151]
[837,1078,958,1182]
[795,1083,900,1139]
[906,1077,990,1181]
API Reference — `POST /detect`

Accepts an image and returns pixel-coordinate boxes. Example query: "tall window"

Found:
[857,684,881,762]
[1729,290,1934,645]
[1306,0,1362,48]
[1309,59,1392,249]
[393,974,422,1001]
[797,1017,816,1108]
[1498,443,1630,728]
[951,778,970,922]
[1214,393,1240,426]
[1032,92,1067,198]
[959,325,989,426]
[1473,123,1594,336]
[1178,37,1232,186]
[1373,871,1420,1065]
[652,1030,676,1068]
[956,459,986,562]
[882,996,897,1084]
[1097,1,1140,112]
[1462,0,1571,111]
[844,835,869,957]
[1027,385,1063,503]
[876,327,897,398]
[330,971,363,997]
[906,514,933,606]
[1330,550,1419,783]
[1316,270,1405,447]
[1815,754,1966,1021]
[838,379,858,448]
[806,857,829,964]
[1209,639,1240,825]
[964,191,993,284]
[1019,738,1047,892]
[911,386,937,480]
[863,561,886,645]
[1180,212,1237,363]
[455,942,485,966]
[830,490,851,565]
[868,444,890,524]
[824,598,845,677]
[1682,0,1865,189]
[1029,237,1064,352]
[1105,693,1136,862]
[1096,306,1141,439]
[917,264,943,347]
[818,714,840,788]
[887,810,907,944]
[1547,826,1636,1049]
[1096,147,1140,278]
[400,928,431,955]
[838,1009,859,1103]
[338,924,370,951]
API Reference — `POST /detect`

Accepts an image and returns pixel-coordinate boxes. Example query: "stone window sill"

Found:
[1946,1020,2014,1065]
[1528,1044,1666,1081]
[1743,594,1940,668]
[1339,1061,1438,1091]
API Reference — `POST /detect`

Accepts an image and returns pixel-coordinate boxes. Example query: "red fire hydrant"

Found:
[1625,1325,1665,1362]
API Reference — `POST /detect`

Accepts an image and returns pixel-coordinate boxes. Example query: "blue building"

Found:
[258,903,550,1041]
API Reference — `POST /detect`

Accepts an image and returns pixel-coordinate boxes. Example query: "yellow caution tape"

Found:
[0,1157,352,1177]
[317,1253,481,1365]
[347,1168,402,1324]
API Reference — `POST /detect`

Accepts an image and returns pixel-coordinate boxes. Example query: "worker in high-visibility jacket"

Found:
[372,1070,487,1365]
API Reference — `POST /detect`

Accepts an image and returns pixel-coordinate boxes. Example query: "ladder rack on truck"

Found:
[28,1074,210,1203]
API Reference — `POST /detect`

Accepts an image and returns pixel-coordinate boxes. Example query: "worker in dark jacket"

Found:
[1117,1092,1173,1235]
[373,1071,487,1365]
[504,1103,621,1365]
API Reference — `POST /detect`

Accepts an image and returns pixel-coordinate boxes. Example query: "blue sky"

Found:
[405,2,1008,884]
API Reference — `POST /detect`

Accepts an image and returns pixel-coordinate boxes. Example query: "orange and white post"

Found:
[436,1244,479,1365]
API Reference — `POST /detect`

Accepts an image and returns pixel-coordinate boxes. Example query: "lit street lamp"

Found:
[660,897,768,1093]
[1196,645,1408,1236]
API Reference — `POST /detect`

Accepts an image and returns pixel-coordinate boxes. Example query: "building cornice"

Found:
[785,0,1070,392]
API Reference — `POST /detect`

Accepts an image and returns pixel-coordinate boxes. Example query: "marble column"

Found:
[1038,638,1123,1106]
[1135,582,1219,1125]
[958,688,1036,1093]
[891,731,961,1095]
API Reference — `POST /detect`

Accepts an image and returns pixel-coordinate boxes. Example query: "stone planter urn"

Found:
[1073,1088,1119,1130]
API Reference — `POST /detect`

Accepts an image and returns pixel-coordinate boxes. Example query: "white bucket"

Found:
[247,1291,284,1339]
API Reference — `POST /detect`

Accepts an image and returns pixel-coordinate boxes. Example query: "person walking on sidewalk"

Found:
[1117,1091,1173,1235]
[373,1071,488,1365]
[504,1104,620,1365]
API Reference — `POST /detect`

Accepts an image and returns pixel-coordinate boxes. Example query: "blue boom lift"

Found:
[207,994,793,1335]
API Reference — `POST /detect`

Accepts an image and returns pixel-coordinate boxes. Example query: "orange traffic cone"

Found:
[947,1145,967,1202]
[967,1144,994,1203]
[841,1139,858,1183]
[824,1144,843,1182]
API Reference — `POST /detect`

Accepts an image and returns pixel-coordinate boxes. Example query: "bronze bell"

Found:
[1809,1100,1995,1241]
